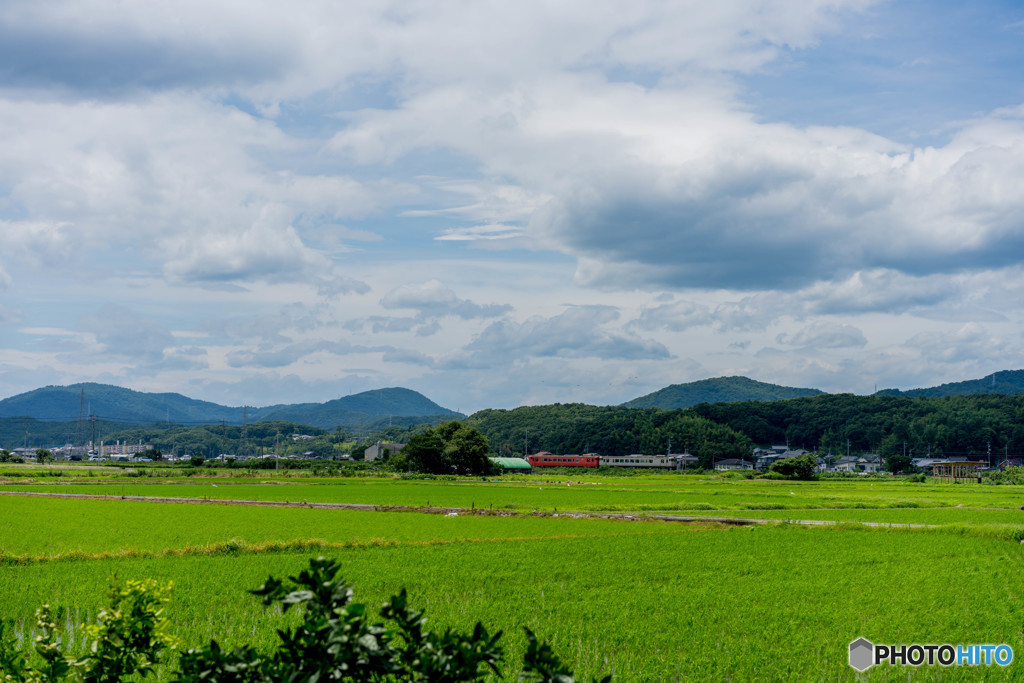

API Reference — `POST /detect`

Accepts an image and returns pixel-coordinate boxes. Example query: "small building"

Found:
[674,453,700,469]
[714,458,754,471]
[364,441,405,461]
[489,457,532,473]
[832,455,880,473]
[755,449,809,471]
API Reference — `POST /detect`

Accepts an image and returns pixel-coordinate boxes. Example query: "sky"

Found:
[2,0,1024,413]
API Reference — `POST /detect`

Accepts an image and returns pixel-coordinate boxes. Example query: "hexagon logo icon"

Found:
[849,638,874,672]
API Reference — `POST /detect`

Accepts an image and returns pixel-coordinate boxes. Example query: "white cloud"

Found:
[777,321,867,349]
[445,306,671,369]
[380,280,512,319]
[631,300,713,332]
[162,206,329,283]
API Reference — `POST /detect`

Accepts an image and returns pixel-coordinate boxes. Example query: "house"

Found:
[755,448,809,471]
[832,455,881,473]
[714,458,754,471]
[364,441,406,461]
[673,453,700,469]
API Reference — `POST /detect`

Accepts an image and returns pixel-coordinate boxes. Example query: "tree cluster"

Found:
[691,393,1024,460]
[391,421,495,475]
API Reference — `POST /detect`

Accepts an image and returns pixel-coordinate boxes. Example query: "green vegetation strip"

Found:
[0,495,708,557]
[3,525,1023,681]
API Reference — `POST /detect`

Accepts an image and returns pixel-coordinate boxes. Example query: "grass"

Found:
[5,475,1024,516]
[2,525,1023,680]
[3,472,1024,679]
[0,495,703,559]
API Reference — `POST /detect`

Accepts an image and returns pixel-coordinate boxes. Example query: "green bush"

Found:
[768,453,819,481]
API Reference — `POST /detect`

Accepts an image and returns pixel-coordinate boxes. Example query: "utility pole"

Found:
[75,387,86,447]
[241,406,248,458]
[90,415,97,455]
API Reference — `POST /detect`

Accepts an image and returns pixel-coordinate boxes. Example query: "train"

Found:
[526,452,683,470]
[526,453,600,468]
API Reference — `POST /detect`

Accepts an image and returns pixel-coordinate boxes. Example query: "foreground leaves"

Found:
[2,557,607,682]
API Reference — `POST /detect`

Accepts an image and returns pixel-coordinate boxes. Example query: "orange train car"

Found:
[526,453,600,468]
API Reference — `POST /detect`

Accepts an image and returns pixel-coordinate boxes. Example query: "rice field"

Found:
[2,472,1024,680]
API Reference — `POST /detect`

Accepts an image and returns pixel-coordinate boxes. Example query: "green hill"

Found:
[622,376,823,410]
[0,383,461,430]
[875,370,1024,398]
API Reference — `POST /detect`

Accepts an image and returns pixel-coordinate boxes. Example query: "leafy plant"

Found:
[1,558,604,683]
[0,579,176,682]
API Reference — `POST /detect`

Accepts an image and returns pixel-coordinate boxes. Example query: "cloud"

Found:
[435,224,527,243]
[776,321,867,349]
[206,304,326,345]
[78,304,176,363]
[162,205,330,283]
[225,339,435,369]
[630,300,713,332]
[381,348,434,366]
[316,275,371,298]
[226,340,354,368]
[447,306,671,369]
[0,1,294,95]
[380,280,512,319]
[904,323,1010,365]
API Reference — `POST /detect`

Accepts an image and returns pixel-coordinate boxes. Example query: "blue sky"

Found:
[2,0,1024,412]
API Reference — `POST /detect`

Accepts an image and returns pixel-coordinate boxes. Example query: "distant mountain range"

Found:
[622,376,824,410]
[0,383,462,430]
[874,370,1024,398]
[4,370,1023,431]
[623,371,1024,410]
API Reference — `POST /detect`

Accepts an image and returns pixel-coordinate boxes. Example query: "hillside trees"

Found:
[691,393,1024,458]
[394,421,494,475]
[466,404,751,462]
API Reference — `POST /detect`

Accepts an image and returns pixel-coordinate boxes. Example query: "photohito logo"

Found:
[849,638,1013,671]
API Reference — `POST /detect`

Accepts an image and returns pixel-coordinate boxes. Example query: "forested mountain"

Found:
[466,404,751,464]
[690,393,1024,460]
[875,370,1024,398]
[0,383,461,430]
[623,376,823,409]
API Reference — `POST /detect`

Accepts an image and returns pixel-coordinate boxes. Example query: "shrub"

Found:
[768,453,819,481]
[1,557,609,683]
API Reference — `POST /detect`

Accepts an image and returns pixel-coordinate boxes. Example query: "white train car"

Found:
[600,454,679,470]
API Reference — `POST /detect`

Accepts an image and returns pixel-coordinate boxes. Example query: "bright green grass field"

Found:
[2,524,1023,681]
[4,476,1024,680]
[0,495,694,558]
[6,475,1024,516]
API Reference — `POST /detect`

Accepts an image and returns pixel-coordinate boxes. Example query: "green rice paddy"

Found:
[2,472,1024,680]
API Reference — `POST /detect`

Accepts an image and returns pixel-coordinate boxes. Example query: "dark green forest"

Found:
[466,404,752,466]
[690,393,1024,459]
